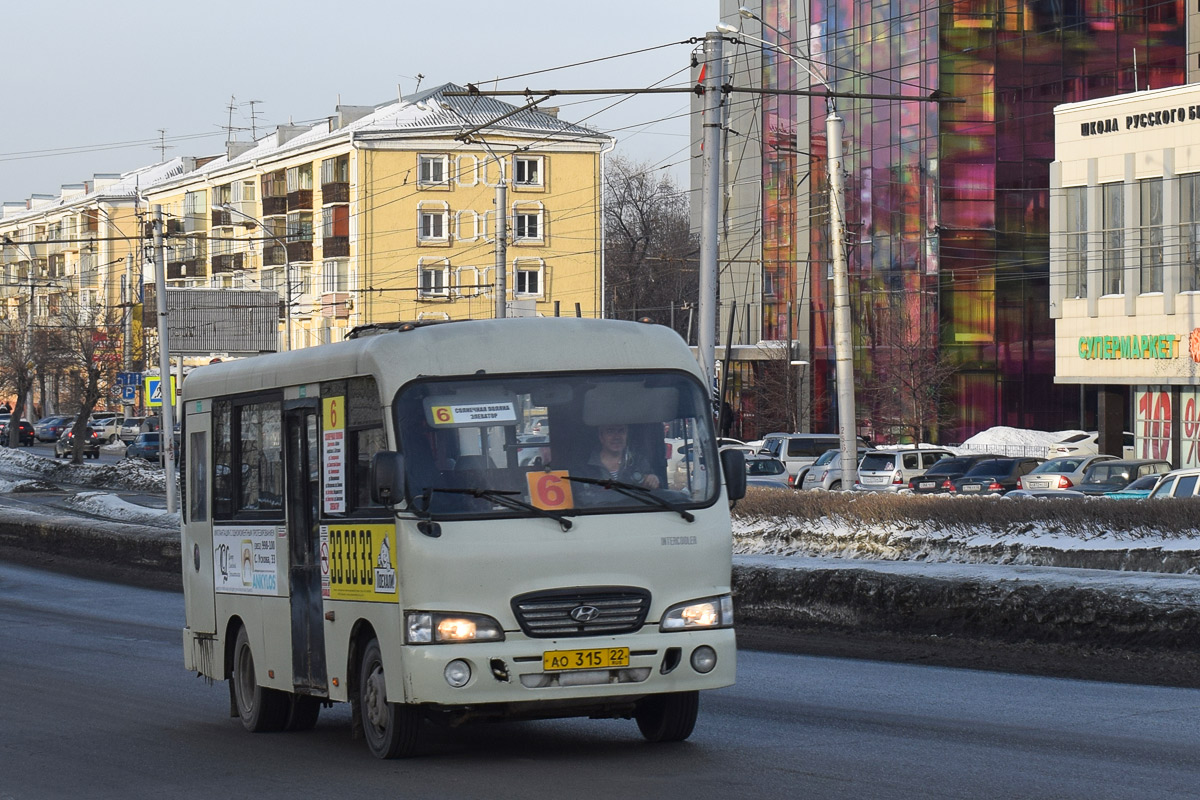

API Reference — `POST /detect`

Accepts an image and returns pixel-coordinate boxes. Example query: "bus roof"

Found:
[181,318,700,402]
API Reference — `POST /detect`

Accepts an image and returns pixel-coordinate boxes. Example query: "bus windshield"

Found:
[393,371,719,519]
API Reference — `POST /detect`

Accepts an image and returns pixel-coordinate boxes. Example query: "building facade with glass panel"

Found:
[1052,83,1200,468]
[714,0,1190,443]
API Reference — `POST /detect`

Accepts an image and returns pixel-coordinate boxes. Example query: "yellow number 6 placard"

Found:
[527,471,574,510]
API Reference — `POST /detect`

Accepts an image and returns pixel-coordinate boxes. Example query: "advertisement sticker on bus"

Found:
[213,526,282,595]
[320,524,398,602]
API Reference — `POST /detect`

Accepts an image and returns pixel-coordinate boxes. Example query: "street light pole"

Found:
[152,205,177,513]
[222,204,292,351]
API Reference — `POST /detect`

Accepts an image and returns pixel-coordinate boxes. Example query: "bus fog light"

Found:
[444,659,472,687]
[690,646,717,674]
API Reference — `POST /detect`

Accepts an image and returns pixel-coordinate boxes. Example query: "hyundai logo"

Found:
[570,605,601,623]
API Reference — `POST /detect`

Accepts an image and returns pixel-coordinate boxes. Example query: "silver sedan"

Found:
[1016,454,1117,491]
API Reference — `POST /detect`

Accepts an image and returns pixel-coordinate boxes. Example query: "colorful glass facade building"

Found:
[716,0,1190,442]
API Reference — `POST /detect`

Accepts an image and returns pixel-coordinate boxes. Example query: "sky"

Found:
[0,1,720,204]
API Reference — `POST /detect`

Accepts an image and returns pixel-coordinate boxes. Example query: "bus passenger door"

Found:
[285,404,327,694]
[182,409,215,636]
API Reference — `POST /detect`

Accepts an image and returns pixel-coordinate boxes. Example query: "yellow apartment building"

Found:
[142,84,613,352]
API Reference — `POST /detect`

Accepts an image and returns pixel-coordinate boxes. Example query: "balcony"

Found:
[264,244,287,267]
[262,196,287,217]
[211,208,232,227]
[286,240,313,263]
[322,236,349,258]
[211,253,244,274]
[321,292,351,319]
[166,219,185,236]
[287,189,313,211]
[322,182,350,204]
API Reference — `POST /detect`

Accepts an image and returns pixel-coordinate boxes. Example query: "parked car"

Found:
[758,433,870,485]
[1016,454,1118,491]
[951,457,1045,495]
[1102,474,1162,500]
[908,454,1003,494]
[744,455,791,489]
[124,432,163,462]
[35,415,74,442]
[118,417,146,443]
[89,415,121,443]
[1149,467,1200,499]
[0,418,34,446]
[800,447,870,491]
[854,447,955,493]
[1075,459,1171,496]
[54,426,101,459]
[1048,430,1135,459]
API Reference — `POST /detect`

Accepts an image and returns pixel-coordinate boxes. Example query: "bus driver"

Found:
[585,424,660,489]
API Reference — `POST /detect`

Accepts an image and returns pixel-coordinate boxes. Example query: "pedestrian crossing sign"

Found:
[144,375,177,407]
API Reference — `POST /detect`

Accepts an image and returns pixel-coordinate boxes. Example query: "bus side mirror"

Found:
[720,448,746,504]
[371,451,405,506]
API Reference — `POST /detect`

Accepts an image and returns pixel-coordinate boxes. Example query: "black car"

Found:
[908,453,1003,494]
[951,457,1045,496]
[0,418,35,446]
[54,426,101,459]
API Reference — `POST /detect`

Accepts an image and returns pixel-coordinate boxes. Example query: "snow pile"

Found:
[0,447,167,493]
[63,491,179,528]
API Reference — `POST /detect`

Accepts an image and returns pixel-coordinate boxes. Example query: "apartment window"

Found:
[1139,177,1163,294]
[287,211,313,242]
[513,207,543,242]
[321,204,349,238]
[1101,182,1124,295]
[514,156,543,186]
[419,154,449,186]
[184,190,207,231]
[419,261,449,297]
[321,154,349,185]
[514,260,544,297]
[322,259,349,293]
[1181,173,1200,292]
[235,180,256,203]
[286,164,313,192]
[1064,186,1086,298]
[213,183,232,208]
[418,205,449,242]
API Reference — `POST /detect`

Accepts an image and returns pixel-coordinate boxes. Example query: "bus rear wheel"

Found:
[358,638,419,758]
[232,626,289,732]
[634,690,699,743]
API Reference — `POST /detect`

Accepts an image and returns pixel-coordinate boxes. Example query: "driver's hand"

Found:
[641,473,661,489]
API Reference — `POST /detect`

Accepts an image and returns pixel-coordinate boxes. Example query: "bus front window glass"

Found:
[394,372,718,519]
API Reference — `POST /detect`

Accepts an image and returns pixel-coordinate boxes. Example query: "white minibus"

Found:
[180,318,745,758]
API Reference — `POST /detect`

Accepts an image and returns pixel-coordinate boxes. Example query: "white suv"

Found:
[853,447,954,493]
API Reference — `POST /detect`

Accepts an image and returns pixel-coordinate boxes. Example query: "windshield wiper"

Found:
[562,476,694,522]
[422,486,573,532]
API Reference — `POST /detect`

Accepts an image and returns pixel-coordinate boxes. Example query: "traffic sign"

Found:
[144,375,177,407]
[122,385,137,403]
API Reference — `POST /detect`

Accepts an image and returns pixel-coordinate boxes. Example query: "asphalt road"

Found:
[3,563,1199,799]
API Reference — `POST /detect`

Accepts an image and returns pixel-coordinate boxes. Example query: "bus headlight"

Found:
[406,612,505,644]
[659,595,734,631]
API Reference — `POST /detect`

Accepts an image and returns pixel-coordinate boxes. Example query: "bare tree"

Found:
[47,299,124,463]
[604,156,698,339]
[743,340,811,438]
[857,289,958,444]
[0,314,36,447]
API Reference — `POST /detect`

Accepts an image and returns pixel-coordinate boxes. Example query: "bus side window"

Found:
[353,427,387,509]
[189,431,208,522]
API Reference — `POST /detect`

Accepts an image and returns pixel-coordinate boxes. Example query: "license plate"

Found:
[1027,481,1048,489]
[918,481,935,489]
[864,476,886,484]
[543,647,630,671]
[963,484,981,492]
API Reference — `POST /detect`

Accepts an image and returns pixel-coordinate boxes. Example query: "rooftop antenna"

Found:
[415,73,424,93]
[244,99,264,139]
[155,129,172,161]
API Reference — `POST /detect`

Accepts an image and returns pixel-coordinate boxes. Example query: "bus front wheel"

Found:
[232,626,289,732]
[634,690,699,743]
[358,638,419,758]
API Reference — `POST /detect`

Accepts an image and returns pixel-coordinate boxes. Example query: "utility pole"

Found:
[495,178,507,319]
[153,205,177,513]
[698,30,724,410]
[827,108,858,489]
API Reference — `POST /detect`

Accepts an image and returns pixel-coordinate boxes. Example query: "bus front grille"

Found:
[511,587,651,638]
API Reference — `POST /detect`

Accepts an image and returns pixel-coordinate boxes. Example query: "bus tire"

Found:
[359,638,419,758]
[284,695,322,732]
[634,690,699,743]
[232,626,289,733]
